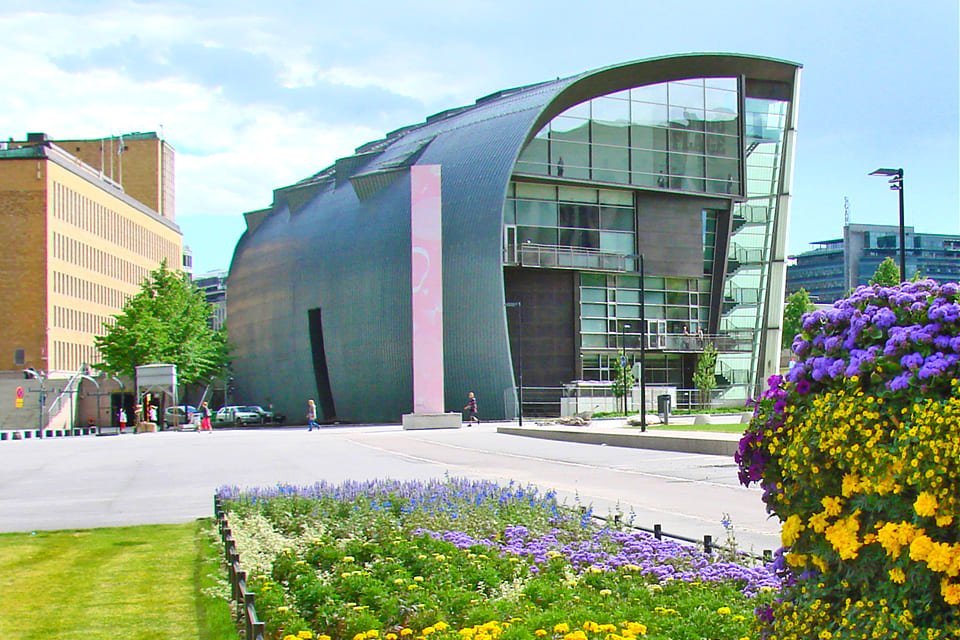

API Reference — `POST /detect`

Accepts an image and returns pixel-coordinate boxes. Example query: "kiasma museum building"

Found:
[228,53,801,423]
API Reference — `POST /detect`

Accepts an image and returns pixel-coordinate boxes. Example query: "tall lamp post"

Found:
[869,167,906,281]
[506,301,523,427]
[638,254,647,432]
[619,323,631,415]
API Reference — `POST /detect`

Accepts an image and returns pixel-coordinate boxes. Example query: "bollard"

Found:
[703,535,713,554]
[763,549,773,563]
[653,524,662,540]
[613,514,621,525]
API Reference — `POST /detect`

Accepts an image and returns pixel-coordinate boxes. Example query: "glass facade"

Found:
[516,78,741,196]
[505,72,794,402]
[578,272,709,360]
[716,97,791,396]
[504,182,635,255]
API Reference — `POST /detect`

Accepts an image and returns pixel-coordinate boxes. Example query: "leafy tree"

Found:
[611,355,635,415]
[95,262,230,385]
[782,289,814,349]
[869,257,901,286]
[692,341,718,409]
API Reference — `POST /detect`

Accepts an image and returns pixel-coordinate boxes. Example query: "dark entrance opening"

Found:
[307,308,337,420]
[504,268,577,417]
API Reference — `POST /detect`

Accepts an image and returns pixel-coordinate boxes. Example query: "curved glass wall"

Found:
[516,78,741,196]
[717,95,791,398]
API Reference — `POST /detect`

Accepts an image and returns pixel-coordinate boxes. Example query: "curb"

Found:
[496,426,739,457]
[0,427,100,442]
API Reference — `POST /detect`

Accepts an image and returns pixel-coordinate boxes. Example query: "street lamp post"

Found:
[619,323,631,415]
[869,168,906,281]
[638,254,647,432]
[506,301,523,427]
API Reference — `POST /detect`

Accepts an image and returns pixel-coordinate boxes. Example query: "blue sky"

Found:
[2,1,957,275]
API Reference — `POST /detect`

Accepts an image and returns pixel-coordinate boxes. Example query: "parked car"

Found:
[237,405,275,424]
[164,405,199,429]
[214,406,261,426]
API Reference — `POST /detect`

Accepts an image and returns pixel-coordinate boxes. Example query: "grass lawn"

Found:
[0,520,238,640]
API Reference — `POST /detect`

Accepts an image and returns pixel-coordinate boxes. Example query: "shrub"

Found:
[737,280,960,637]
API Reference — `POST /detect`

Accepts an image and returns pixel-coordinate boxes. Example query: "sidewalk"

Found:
[497,416,745,457]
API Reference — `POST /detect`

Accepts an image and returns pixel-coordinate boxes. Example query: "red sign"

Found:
[15,386,24,408]
[15,386,24,400]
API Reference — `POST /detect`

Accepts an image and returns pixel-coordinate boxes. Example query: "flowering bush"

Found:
[737,280,960,637]
[218,477,777,639]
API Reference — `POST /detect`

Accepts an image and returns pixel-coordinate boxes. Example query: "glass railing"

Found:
[504,243,631,272]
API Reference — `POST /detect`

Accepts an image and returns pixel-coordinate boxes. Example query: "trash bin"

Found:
[657,394,671,425]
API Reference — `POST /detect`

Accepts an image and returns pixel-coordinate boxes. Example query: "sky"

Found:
[2,1,957,275]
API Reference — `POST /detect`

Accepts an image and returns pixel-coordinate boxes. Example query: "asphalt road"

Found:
[0,424,780,553]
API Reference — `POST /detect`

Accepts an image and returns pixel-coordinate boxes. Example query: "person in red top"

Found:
[199,401,213,432]
[463,391,480,426]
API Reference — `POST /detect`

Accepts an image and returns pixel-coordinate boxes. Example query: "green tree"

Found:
[782,289,814,349]
[869,257,901,286]
[692,341,718,409]
[611,355,635,415]
[95,262,230,385]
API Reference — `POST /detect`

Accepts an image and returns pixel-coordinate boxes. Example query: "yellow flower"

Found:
[942,578,960,605]
[553,623,570,634]
[400,629,414,637]
[781,514,804,547]
[717,606,731,615]
[298,632,314,640]
[821,495,843,517]
[534,630,547,637]
[914,491,938,517]
[824,511,863,560]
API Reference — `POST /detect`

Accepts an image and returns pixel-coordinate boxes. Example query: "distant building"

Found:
[193,269,227,331]
[182,245,194,277]
[787,223,960,303]
[0,132,181,375]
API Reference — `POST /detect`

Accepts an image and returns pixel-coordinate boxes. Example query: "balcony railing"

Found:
[504,243,631,272]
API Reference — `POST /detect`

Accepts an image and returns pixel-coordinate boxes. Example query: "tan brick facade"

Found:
[0,136,182,375]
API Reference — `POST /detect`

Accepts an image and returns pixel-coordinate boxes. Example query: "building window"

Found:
[515,77,741,196]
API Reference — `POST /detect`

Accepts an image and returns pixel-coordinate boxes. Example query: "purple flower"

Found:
[900,352,924,370]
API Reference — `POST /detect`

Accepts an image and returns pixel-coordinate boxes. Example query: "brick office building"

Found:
[0,132,181,382]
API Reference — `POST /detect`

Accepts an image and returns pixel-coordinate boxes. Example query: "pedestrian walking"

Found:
[306,399,320,431]
[199,401,213,432]
[118,408,127,433]
[463,391,480,426]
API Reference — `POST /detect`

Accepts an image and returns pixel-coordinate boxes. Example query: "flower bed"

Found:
[217,477,777,639]
[737,280,960,638]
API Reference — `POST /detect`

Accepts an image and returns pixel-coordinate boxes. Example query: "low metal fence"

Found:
[215,497,265,640]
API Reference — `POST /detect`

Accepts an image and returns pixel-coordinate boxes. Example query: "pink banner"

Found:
[410,165,444,413]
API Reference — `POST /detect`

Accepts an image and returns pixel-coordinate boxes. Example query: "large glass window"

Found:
[506,182,634,257]
[515,77,741,196]
[578,274,708,352]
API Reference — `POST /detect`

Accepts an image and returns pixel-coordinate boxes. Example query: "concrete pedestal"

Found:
[402,412,462,430]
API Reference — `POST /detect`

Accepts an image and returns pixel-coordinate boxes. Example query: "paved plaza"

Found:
[0,423,780,553]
